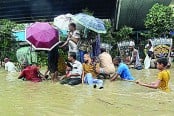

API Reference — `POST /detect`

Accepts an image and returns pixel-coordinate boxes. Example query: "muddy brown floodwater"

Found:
[0,68,174,116]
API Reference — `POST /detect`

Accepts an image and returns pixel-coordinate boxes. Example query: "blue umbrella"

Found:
[72,13,106,34]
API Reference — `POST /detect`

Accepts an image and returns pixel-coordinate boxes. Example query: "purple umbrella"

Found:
[26,22,59,51]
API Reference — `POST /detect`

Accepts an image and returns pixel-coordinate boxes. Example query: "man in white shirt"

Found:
[60,52,83,85]
[59,23,80,60]
[4,58,16,72]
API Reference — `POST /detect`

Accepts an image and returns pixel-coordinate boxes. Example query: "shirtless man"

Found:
[129,41,142,70]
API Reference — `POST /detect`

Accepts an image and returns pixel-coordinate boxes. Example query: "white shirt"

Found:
[149,46,153,52]
[5,61,16,72]
[72,30,80,39]
[70,60,83,78]
[68,30,80,53]
[68,40,78,53]
[145,44,153,52]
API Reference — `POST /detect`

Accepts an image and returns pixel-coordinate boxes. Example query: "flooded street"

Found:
[0,68,174,116]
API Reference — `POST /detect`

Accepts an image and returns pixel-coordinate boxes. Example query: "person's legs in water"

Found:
[53,71,58,82]
[97,68,111,79]
[84,73,94,85]
[49,64,58,82]
[93,79,104,89]
[84,73,104,89]
[68,78,82,85]
[50,73,55,82]
[97,74,105,79]
[135,65,143,70]
[58,75,66,81]
[48,47,59,82]
[47,63,55,82]
[99,68,105,74]
[60,78,71,84]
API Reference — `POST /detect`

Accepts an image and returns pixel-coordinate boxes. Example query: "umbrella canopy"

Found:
[26,22,59,51]
[53,13,73,31]
[53,13,84,37]
[72,13,106,34]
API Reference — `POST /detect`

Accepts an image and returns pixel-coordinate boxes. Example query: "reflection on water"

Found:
[0,68,174,116]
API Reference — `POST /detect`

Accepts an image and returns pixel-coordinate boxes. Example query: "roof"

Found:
[1,0,172,29]
[0,0,116,23]
[116,0,171,30]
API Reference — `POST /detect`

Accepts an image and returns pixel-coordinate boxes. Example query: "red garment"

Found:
[20,66,42,82]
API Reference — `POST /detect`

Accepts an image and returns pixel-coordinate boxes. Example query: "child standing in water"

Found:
[136,58,170,92]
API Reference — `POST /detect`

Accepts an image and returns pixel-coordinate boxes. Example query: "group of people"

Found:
[4,47,136,89]
[4,48,171,92]
[47,47,136,89]
[3,23,171,92]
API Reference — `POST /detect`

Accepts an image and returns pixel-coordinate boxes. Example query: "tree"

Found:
[115,26,133,42]
[101,21,133,56]
[100,20,113,43]
[13,23,25,31]
[0,19,17,61]
[145,3,174,37]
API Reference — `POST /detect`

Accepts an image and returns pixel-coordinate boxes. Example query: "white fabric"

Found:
[130,48,138,62]
[145,44,149,49]
[145,44,153,52]
[70,60,83,78]
[72,30,80,39]
[144,55,151,69]
[68,30,80,53]
[131,48,142,67]
[53,14,73,30]
[68,40,78,53]
[5,62,16,72]
[129,41,135,46]
[149,46,153,52]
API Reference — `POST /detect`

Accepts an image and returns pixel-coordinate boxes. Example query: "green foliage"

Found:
[0,19,18,61]
[101,24,133,44]
[140,31,153,39]
[115,26,133,41]
[101,24,133,45]
[0,19,16,42]
[145,3,174,37]
[101,20,113,43]
[14,23,26,31]
[37,51,47,66]
[37,49,68,67]
[101,20,133,57]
